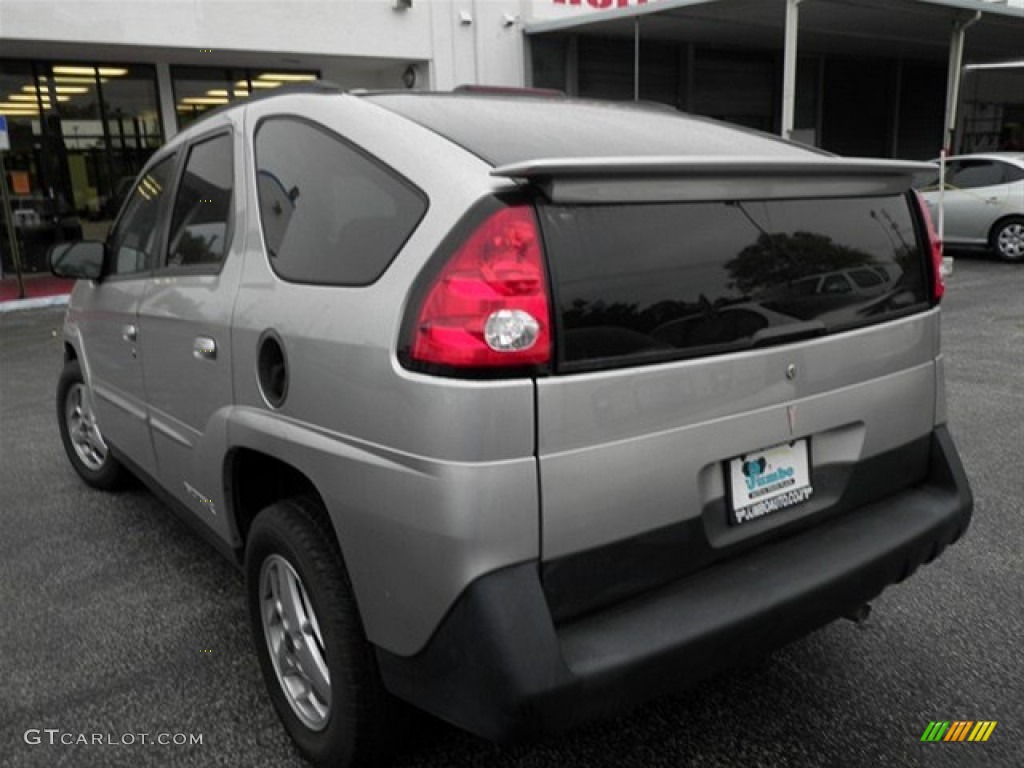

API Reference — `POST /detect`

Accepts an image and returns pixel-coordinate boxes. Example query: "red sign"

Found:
[553,0,651,7]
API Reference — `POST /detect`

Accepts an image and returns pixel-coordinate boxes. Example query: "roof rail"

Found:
[183,80,344,128]
[452,84,566,99]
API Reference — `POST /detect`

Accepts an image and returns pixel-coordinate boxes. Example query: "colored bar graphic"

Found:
[944,721,972,741]
[921,721,949,742]
[921,720,996,743]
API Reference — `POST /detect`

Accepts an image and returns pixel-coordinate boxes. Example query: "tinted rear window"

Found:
[365,93,813,167]
[255,117,427,285]
[539,195,928,371]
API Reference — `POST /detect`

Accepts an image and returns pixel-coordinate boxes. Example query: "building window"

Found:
[171,67,319,129]
[0,59,162,275]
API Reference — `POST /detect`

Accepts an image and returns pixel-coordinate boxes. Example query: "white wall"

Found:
[0,0,530,90]
[427,1,528,89]
[0,0,432,60]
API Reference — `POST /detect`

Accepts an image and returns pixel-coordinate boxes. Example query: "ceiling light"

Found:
[247,80,281,89]
[23,85,89,94]
[256,73,317,82]
[181,96,229,105]
[52,66,95,76]
[52,65,128,77]
[963,60,1024,71]
[53,76,103,84]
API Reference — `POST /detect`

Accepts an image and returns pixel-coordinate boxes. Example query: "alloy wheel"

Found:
[259,554,332,731]
[997,222,1024,261]
[65,382,108,471]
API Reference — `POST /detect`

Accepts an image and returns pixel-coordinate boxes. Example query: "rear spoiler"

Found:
[490,156,935,204]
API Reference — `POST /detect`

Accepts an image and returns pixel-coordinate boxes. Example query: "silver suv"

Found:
[51,84,973,767]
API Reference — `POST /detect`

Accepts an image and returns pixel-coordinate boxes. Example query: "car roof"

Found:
[940,152,1024,166]
[162,83,825,170]
[361,91,821,167]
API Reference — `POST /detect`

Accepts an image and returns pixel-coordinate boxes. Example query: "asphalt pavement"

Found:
[1,256,1021,768]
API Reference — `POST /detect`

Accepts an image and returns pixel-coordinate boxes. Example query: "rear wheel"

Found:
[56,359,125,490]
[991,217,1024,263]
[245,497,392,767]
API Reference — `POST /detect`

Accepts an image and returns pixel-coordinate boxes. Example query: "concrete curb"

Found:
[0,294,70,314]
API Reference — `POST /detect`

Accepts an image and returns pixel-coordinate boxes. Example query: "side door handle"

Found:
[121,324,138,343]
[193,336,217,361]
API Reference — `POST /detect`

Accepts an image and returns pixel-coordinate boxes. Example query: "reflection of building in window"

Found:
[167,134,234,268]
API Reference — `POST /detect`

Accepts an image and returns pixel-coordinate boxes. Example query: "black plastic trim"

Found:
[376,426,972,742]
[108,444,242,568]
[544,433,930,624]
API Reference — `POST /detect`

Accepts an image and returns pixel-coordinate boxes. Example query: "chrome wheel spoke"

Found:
[279,567,306,634]
[295,626,331,703]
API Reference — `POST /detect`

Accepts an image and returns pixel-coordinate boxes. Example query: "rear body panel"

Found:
[537,311,938,562]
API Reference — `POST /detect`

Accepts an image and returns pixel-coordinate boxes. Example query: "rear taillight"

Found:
[914,191,944,303]
[409,205,552,370]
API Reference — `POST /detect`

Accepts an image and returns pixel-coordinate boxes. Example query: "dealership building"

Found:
[1,0,1022,273]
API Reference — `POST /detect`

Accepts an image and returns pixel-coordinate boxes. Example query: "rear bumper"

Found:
[377,426,972,741]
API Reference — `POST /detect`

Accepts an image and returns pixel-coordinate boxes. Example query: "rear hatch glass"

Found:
[537,195,928,372]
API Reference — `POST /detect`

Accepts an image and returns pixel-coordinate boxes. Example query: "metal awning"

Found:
[526,0,1024,65]
[527,0,1023,150]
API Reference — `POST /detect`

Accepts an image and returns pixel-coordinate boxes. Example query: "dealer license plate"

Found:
[726,439,813,525]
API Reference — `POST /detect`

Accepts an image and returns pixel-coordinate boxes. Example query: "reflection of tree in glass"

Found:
[725,232,876,295]
[564,298,641,330]
[175,230,212,265]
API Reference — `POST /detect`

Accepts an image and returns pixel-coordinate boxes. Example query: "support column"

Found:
[943,11,981,153]
[633,17,640,101]
[156,62,178,142]
[781,0,802,140]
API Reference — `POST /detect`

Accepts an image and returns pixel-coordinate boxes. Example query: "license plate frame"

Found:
[726,439,814,526]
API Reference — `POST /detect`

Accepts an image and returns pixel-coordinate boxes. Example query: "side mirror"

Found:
[49,240,106,280]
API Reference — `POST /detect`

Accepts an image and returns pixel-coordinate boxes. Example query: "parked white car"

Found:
[918,153,1024,263]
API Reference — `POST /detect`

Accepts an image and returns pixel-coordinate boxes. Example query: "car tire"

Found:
[245,496,392,768]
[991,217,1024,263]
[56,359,126,490]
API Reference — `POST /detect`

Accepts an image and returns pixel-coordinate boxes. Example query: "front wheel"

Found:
[245,497,392,767]
[56,359,126,490]
[992,217,1024,263]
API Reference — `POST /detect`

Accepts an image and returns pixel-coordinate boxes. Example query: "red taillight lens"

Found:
[410,206,552,369]
[914,191,944,303]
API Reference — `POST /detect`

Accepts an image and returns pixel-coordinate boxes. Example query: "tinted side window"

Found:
[949,161,1005,189]
[108,156,175,276]
[1003,163,1024,184]
[255,117,427,285]
[166,133,234,269]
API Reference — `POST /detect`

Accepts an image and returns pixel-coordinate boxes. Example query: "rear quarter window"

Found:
[254,117,427,285]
